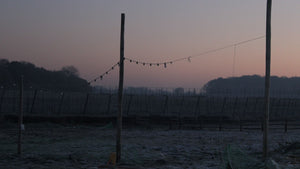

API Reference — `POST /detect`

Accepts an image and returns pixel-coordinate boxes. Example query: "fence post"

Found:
[126,95,133,116]
[284,119,288,133]
[275,98,281,116]
[219,97,227,131]
[194,96,200,117]
[30,89,38,114]
[0,88,5,113]
[106,94,112,115]
[286,98,291,119]
[163,95,168,115]
[240,97,248,131]
[26,93,30,114]
[179,96,184,129]
[58,92,64,115]
[270,98,274,115]
[232,97,238,119]
[179,96,184,116]
[41,90,45,114]
[253,97,258,113]
[82,93,89,114]
[12,90,17,113]
[18,76,23,156]
[144,95,149,115]
[206,97,210,114]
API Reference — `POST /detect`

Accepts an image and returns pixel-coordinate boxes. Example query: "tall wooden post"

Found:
[116,13,125,163]
[18,76,24,156]
[263,0,272,161]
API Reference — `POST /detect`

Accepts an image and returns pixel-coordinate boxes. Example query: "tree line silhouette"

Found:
[203,75,300,97]
[2,59,300,96]
[0,59,91,92]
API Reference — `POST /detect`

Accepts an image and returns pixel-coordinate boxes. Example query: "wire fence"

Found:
[1,89,300,121]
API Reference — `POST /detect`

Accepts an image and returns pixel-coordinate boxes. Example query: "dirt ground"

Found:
[1,122,300,169]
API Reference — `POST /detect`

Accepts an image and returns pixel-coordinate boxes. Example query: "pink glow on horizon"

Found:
[1,0,300,88]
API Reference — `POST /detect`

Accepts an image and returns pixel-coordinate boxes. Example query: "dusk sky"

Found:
[1,0,300,89]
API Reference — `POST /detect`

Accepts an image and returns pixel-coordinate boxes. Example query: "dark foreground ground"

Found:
[1,121,300,169]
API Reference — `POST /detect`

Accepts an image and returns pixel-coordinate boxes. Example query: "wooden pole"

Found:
[284,119,288,133]
[0,87,5,113]
[126,94,133,116]
[241,97,248,131]
[263,0,272,161]
[116,13,125,163]
[106,94,112,115]
[208,97,211,113]
[82,93,89,114]
[163,95,169,115]
[58,92,64,115]
[18,76,24,156]
[194,96,201,117]
[30,89,37,114]
[219,97,227,131]
[144,94,149,115]
[232,97,238,118]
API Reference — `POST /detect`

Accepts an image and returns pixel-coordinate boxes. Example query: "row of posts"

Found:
[0,90,297,117]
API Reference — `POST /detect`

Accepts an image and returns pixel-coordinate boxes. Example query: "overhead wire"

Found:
[88,35,265,84]
[125,35,265,68]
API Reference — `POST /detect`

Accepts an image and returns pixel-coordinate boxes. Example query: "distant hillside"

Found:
[202,75,300,97]
[0,59,91,92]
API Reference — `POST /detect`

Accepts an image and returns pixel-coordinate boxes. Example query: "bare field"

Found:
[1,122,300,169]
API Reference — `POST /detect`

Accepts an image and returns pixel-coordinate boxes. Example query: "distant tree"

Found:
[61,65,79,77]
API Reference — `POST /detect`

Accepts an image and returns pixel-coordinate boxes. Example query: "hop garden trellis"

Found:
[88,1,273,163]
[13,1,273,165]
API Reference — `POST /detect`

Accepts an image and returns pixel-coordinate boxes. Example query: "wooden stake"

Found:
[58,92,64,115]
[232,97,238,118]
[163,95,169,115]
[30,89,37,114]
[116,13,125,163]
[0,87,5,113]
[126,95,133,116]
[18,76,24,156]
[194,96,200,117]
[219,97,227,131]
[240,97,248,131]
[106,94,112,115]
[284,119,288,133]
[82,93,89,114]
[263,0,272,161]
